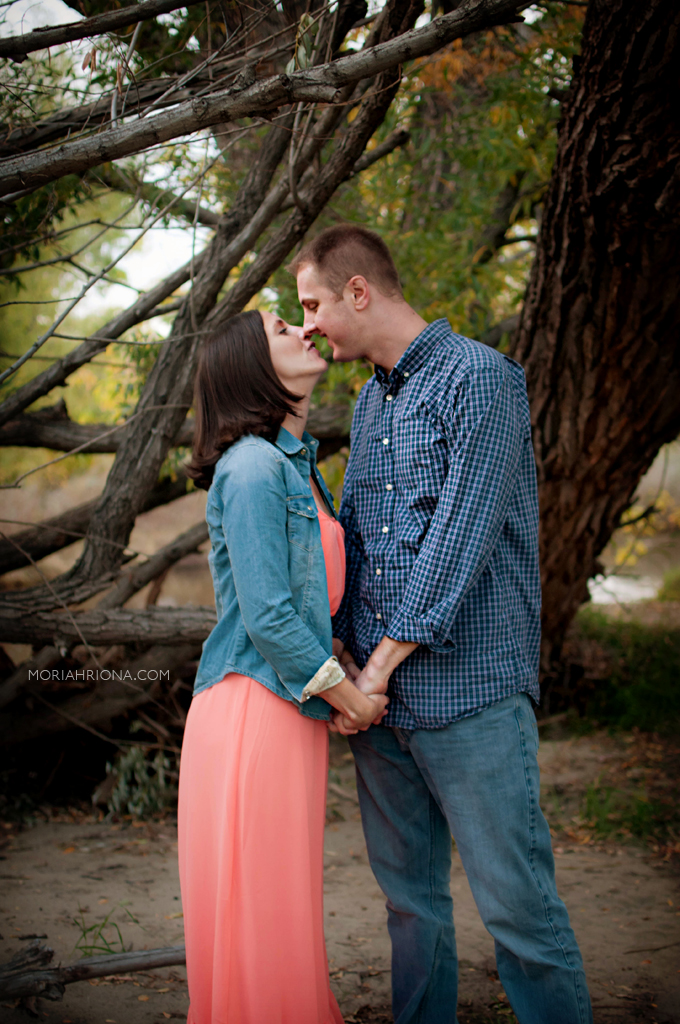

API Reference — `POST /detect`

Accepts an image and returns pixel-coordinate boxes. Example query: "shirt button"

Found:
[301,448,306,454]
[376,568,382,576]
[376,613,382,621]
[382,526,388,533]
[382,438,389,445]
[386,394,393,402]
[403,371,410,378]
[385,483,393,491]
[307,506,313,511]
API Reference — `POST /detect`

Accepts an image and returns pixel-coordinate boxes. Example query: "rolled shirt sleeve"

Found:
[386,367,526,651]
[219,446,339,703]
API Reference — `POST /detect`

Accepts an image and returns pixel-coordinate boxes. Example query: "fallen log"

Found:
[0,939,186,1001]
[0,606,216,646]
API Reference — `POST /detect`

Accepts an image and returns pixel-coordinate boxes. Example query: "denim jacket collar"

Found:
[273,425,319,460]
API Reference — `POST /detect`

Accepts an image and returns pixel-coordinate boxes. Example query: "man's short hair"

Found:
[289,224,402,299]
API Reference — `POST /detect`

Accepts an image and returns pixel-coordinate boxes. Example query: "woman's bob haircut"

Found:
[186,310,302,490]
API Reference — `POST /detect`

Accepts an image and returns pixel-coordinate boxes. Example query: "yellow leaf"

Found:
[138,995,150,1001]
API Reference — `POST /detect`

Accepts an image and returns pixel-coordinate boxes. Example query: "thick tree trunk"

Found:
[511,0,680,676]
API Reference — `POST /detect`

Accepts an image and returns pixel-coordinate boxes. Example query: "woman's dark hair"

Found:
[186,310,302,490]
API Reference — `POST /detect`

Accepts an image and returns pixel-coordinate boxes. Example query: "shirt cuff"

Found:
[386,612,458,653]
[300,656,346,702]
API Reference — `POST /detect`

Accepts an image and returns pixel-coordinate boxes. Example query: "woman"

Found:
[178,309,387,1024]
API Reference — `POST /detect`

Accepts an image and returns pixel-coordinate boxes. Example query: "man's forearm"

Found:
[355,636,418,695]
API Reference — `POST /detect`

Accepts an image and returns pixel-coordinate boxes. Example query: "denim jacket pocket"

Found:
[286,495,318,550]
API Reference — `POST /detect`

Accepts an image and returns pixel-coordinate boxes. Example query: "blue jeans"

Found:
[348,693,592,1024]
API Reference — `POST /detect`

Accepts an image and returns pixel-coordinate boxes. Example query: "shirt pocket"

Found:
[286,494,318,550]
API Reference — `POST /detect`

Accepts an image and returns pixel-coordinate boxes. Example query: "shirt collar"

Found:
[374,318,452,389]
[274,425,319,459]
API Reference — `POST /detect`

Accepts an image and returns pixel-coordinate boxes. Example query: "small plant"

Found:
[72,908,126,957]
[72,905,144,957]
[106,741,175,818]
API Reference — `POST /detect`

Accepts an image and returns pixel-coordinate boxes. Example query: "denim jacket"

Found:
[193,426,345,720]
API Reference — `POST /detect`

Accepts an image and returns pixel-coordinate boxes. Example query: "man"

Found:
[292,224,592,1024]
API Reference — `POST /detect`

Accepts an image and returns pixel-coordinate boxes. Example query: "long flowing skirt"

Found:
[177,673,344,1024]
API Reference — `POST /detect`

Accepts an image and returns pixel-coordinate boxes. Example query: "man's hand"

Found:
[355,636,419,695]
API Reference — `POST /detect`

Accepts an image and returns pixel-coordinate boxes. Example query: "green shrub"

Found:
[106,745,175,818]
[575,608,680,732]
[658,568,680,601]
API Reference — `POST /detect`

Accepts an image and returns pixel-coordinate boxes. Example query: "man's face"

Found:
[297,263,365,362]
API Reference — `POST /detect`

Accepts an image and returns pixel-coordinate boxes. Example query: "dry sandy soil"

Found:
[1,731,679,1024]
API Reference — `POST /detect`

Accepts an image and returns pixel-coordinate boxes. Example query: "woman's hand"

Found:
[332,638,361,684]
[329,694,389,735]
[322,679,388,734]
[340,648,360,683]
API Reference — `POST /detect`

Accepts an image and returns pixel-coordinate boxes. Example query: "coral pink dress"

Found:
[178,506,346,1024]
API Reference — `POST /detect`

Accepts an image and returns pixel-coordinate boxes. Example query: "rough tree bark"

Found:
[511,0,680,682]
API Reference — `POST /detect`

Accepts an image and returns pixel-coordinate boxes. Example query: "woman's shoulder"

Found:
[212,434,285,488]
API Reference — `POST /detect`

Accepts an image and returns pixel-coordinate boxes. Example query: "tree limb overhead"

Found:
[0,0,526,199]
[0,0,206,62]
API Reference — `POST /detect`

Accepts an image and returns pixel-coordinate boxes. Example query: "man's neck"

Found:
[363,301,428,373]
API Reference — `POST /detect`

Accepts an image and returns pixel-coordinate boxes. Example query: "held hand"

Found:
[330,693,388,735]
[340,648,360,683]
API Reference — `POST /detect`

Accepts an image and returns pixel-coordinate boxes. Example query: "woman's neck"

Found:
[281,393,311,440]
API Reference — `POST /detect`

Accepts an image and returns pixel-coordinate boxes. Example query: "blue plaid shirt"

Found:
[332,319,541,729]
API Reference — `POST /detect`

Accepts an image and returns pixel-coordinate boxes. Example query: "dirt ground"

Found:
[1,730,679,1024]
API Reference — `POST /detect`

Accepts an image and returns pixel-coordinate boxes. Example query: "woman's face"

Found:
[261,310,327,390]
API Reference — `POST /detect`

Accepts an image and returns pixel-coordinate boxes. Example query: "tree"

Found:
[510,0,680,689]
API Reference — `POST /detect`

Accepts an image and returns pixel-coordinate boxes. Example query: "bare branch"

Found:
[0,0,527,199]
[280,125,410,210]
[0,942,187,1001]
[0,472,190,575]
[98,521,209,608]
[0,258,197,428]
[0,0,206,61]
[0,151,225,387]
[91,165,221,227]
